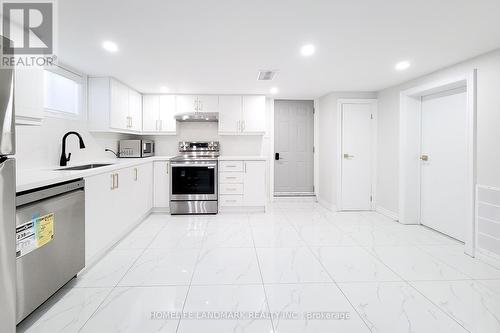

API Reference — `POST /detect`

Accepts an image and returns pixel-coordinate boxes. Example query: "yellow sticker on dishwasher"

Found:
[16,213,55,258]
[36,213,54,247]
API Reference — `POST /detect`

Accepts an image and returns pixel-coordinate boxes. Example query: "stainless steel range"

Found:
[170,141,219,214]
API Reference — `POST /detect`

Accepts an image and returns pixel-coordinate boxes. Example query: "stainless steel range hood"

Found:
[175,112,218,122]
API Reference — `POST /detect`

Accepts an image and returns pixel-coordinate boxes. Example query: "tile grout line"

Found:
[250,210,278,333]
[324,213,474,333]
[78,216,170,332]
[281,208,375,333]
[175,218,210,333]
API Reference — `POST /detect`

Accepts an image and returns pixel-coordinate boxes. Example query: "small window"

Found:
[44,69,81,116]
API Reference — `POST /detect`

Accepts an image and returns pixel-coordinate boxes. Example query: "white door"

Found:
[420,88,467,241]
[159,95,177,132]
[242,96,266,133]
[340,102,374,210]
[274,100,314,194]
[218,95,242,134]
[142,95,160,132]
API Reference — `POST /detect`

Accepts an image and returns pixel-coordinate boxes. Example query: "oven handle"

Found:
[170,162,218,168]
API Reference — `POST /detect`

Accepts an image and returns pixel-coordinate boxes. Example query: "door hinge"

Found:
[313,146,315,153]
[313,107,315,114]
[370,195,373,202]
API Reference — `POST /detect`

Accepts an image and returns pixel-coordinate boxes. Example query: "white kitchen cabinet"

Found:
[142,95,160,132]
[242,96,266,133]
[219,159,266,210]
[197,95,219,113]
[243,161,266,206]
[176,95,197,114]
[176,95,218,114]
[153,161,170,209]
[218,95,266,135]
[128,89,143,132]
[15,67,44,125]
[218,96,242,134]
[143,95,176,134]
[88,77,142,133]
[84,163,153,263]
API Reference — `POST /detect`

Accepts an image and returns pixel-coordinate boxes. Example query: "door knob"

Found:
[343,153,354,159]
[420,154,429,161]
[275,153,280,160]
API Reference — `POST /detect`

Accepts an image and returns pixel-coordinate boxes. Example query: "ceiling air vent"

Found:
[257,70,278,81]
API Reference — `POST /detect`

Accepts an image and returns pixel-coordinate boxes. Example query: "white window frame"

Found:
[43,64,86,121]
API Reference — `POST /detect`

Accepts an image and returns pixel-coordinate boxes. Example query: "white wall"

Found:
[14,117,132,170]
[376,49,500,215]
[316,92,377,209]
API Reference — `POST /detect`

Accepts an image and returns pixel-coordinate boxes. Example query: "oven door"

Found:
[170,161,218,201]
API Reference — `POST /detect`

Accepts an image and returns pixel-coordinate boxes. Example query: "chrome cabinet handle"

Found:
[134,168,138,181]
[111,174,115,189]
[115,173,119,189]
[166,162,169,174]
[343,153,354,159]
[244,162,247,173]
[420,154,429,161]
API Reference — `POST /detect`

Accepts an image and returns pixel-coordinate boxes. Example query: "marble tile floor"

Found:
[17,201,500,333]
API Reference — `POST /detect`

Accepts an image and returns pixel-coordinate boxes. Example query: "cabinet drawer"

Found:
[219,195,243,206]
[219,172,243,184]
[220,183,243,195]
[220,161,243,172]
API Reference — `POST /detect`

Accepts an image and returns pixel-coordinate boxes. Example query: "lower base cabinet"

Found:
[84,163,153,262]
[153,161,170,209]
[219,160,266,210]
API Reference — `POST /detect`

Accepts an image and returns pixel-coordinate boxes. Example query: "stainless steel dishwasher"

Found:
[15,179,85,323]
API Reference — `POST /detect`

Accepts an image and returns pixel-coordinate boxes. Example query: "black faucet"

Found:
[60,131,86,166]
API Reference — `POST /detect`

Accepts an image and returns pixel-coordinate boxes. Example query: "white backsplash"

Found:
[15,117,266,171]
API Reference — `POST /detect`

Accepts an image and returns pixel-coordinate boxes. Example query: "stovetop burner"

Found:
[170,141,220,162]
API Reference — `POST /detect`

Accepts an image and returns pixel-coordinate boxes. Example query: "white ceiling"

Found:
[58,0,500,98]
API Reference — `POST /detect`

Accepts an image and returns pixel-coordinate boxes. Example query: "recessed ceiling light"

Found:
[159,86,169,93]
[270,87,278,95]
[300,44,315,57]
[102,40,118,53]
[395,60,411,71]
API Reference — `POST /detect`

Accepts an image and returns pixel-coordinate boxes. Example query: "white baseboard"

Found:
[317,198,337,212]
[375,205,399,221]
[476,248,500,270]
[220,206,266,213]
[151,207,170,213]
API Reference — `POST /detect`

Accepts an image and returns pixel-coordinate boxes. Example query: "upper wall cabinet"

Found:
[143,95,176,134]
[15,67,44,125]
[176,95,219,114]
[88,77,142,133]
[218,95,265,135]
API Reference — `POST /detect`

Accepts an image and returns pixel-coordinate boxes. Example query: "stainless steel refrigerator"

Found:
[0,53,16,332]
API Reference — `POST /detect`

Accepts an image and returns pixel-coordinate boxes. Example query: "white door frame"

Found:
[399,70,477,256]
[336,99,378,211]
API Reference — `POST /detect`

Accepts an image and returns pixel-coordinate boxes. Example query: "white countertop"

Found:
[16,156,172,193]
[16,155,267,192]
[218,155,267,161]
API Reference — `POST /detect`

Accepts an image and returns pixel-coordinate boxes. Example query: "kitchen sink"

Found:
[57,163,113,171]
